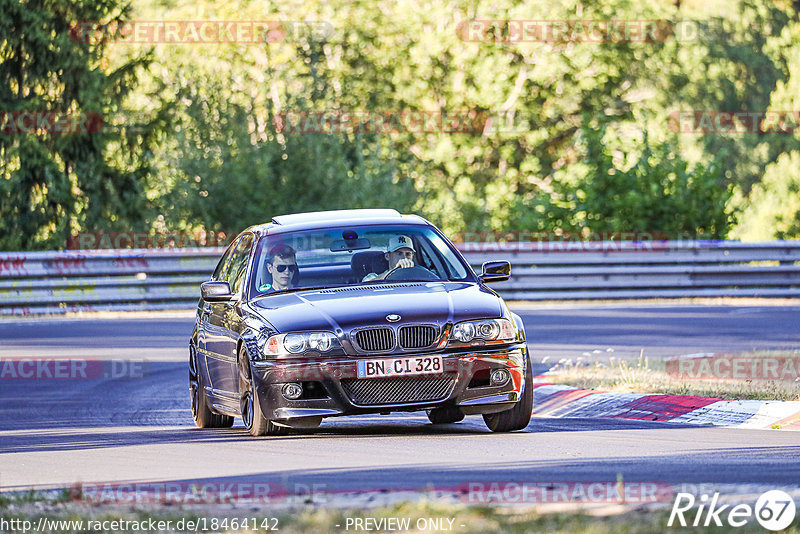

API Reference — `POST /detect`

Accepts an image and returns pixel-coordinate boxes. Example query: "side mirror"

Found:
[479,261,510,283]
[201,281,233,302]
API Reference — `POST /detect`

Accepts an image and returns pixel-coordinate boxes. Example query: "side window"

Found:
[212,238,240,281]
[227,233,254,294]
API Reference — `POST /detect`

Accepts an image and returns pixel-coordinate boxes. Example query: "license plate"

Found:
[357,355,443,378]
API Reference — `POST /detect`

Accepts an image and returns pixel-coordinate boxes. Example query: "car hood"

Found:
[249,282,504,333]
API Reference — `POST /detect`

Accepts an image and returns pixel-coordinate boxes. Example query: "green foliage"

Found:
[733,17,800,240]
[162,85,417,233]
[499,122,734,238]
[0,0,164,250]
[572,126,732,238]
[150,23,417,234]
[662,1,796,183]
[2,0,799,249]
[734,151,800,239]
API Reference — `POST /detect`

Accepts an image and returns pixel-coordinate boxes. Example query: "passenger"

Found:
[261,245,298,292]
[362,235,415,282]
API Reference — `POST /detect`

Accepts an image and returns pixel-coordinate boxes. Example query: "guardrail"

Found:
[459,240,800,300]
[0,249,224,315]
[0,241,798,315]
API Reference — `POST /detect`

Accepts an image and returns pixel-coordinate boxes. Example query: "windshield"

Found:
[250,225,473,296]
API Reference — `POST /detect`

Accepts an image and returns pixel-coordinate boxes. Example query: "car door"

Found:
[197,238,238,391]
[205,233,253,395]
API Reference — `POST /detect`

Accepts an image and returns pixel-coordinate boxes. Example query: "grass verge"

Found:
[543,351,800,401]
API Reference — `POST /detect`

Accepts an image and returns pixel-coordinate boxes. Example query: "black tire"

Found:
[189,344,234,429]
[238,346,288,437]
[483,359,533,432]
[427,406,465,424]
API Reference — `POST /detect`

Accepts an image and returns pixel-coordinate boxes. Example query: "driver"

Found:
[260,245,298,292]
[362,235,415,282]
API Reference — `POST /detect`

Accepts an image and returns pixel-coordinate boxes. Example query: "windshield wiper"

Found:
[358,279,439,285]
[264,285,349,295]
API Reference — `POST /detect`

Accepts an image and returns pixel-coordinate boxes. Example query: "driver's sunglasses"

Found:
[273,264,297,273]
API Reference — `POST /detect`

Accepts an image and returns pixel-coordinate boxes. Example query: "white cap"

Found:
[387,235,415,253]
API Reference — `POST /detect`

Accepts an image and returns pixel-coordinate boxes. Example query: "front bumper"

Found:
[250,344,529,424]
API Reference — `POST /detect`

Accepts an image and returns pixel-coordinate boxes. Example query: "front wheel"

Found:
[189,345,233,429]
[483,360,533,432]
[238,346,288,437]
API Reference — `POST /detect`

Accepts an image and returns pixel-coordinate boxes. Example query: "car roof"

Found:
[244,209,432,236]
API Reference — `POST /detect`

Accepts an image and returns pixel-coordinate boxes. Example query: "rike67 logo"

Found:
[669,490,796,531]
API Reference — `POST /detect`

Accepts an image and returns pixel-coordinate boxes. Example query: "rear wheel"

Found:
[189,345,233,429]
[427,406,465,424]
[483,360,533,432]
[238,346,288,437]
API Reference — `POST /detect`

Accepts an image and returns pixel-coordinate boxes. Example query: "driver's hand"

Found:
[395,258,414,269]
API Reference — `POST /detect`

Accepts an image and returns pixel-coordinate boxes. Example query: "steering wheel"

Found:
[384,265,440,281]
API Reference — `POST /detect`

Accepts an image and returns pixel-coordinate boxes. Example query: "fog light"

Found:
[490,369,510,386]
[282,383,303,400]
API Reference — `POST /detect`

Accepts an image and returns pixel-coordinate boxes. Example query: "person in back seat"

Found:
[362,235,415,282]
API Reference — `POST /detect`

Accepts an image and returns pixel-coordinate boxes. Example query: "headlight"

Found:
[452,322,476,342]
[308,332,332,351]
[284,334,306,353]
[450,318,516,345]
[261,331,341,357]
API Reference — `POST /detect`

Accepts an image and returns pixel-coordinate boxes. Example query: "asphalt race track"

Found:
[1,304,799,497]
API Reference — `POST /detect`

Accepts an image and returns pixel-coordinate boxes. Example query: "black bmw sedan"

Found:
[189,209,533,435]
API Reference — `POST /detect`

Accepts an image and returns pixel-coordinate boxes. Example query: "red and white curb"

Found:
[532,383,800,431]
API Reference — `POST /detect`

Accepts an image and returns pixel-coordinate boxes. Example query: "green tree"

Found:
[733,14,800,239]
[572,126,732,238]
[148,11,418,234]
[657,0,800,238]
[734,151,800,239]
[0,0,161,250]
[5,0,799,249]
